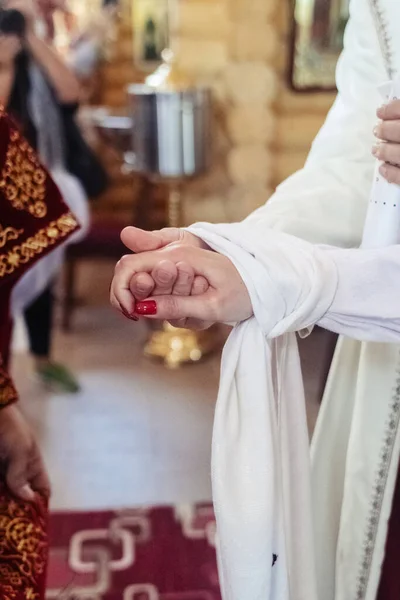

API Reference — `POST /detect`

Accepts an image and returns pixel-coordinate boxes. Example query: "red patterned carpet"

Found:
[47,505,221,600]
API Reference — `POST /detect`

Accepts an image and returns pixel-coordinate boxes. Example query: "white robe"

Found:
[247,1,400,597]
[186,222,400,600]
[189,0,400,598]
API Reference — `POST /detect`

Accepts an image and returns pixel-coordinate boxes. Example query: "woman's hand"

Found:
[4,0,36,32]
[110,243,253,327]
[121,228,208,297]
[374,99,400,184]
[119,226,211,329]
[5,0,81,104]
[0,35,22,68]
[0,405,50,501]
[127,259,211,330]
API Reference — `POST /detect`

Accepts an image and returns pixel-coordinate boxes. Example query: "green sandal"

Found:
[36,362,81,394]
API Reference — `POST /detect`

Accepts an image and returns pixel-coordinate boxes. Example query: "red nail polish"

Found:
[135,300,157,316]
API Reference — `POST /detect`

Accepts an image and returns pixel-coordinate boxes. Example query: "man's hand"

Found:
[121,226,206,254]
[374,100,400,184]
[0,405,50,502]
[120,227,211,329]
[110,244,252,326]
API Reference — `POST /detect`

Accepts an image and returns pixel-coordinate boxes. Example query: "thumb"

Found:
[136,294,214,322]
[121,227,181,253]
[7,456,36,502]
[27,446,51,499]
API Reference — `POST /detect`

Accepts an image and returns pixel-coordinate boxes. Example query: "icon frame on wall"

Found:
[132,0,176,70]
[289,0,350,92]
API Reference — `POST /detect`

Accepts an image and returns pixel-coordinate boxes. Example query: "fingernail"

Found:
[374,124,381,137]
[377,104,387,118]
[379,164,388,178]
[135,300,157,316]
[372,143,380,157]
[121,307,139,322]
[19,484,35,502]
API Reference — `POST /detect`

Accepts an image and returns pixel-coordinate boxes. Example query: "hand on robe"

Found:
[0,405,50,502]
[110,240,252,326]
[374,98,400,184]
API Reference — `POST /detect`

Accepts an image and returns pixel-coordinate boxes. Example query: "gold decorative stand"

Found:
[144,183,221,368]
[144,322,221,369]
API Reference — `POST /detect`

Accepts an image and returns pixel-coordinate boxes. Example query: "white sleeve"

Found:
[68,39,100,78]
[245,0,387,247]
[190,221,400,345]
[318,245,400,342]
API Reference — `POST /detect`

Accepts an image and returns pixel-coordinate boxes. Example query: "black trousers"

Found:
[24,285,54,358]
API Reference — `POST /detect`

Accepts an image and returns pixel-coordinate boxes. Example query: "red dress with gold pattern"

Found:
[0,106,79,599]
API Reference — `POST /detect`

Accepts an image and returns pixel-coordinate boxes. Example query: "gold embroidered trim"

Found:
[0,212,78,279]
[369,0,396,79]
[0,227,23,250]
[355,10,398,595]
[0,364,18,408]
[0,128,47,219]
[355,357,400,600]
[0,496,47,600]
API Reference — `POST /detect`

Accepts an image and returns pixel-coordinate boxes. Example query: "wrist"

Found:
[0,400,18,417]
[25,29,37,48]
[0,59,15,72]
[0,404,17,416]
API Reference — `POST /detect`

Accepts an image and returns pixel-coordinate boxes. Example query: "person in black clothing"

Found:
[0,0,88,392]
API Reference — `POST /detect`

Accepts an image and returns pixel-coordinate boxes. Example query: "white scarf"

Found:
[188,77,400,600]
[188,224,338,600]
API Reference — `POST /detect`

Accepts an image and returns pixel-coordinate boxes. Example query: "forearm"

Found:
[0,64,15,107]
[26,32,80,103]
[318,245,400,342]
[189,218,400,344]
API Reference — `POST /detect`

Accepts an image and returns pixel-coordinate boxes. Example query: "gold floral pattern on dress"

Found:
[0,227,23,250]
[0,492,47,600]
[0,127,47,219]
[0,356,18,408]
[0,212,78,279]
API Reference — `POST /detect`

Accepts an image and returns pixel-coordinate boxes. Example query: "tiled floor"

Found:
[10,260,337,512]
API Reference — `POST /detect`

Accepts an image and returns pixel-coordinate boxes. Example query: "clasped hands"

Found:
[110,226,253,329]
[111,99,400,328]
